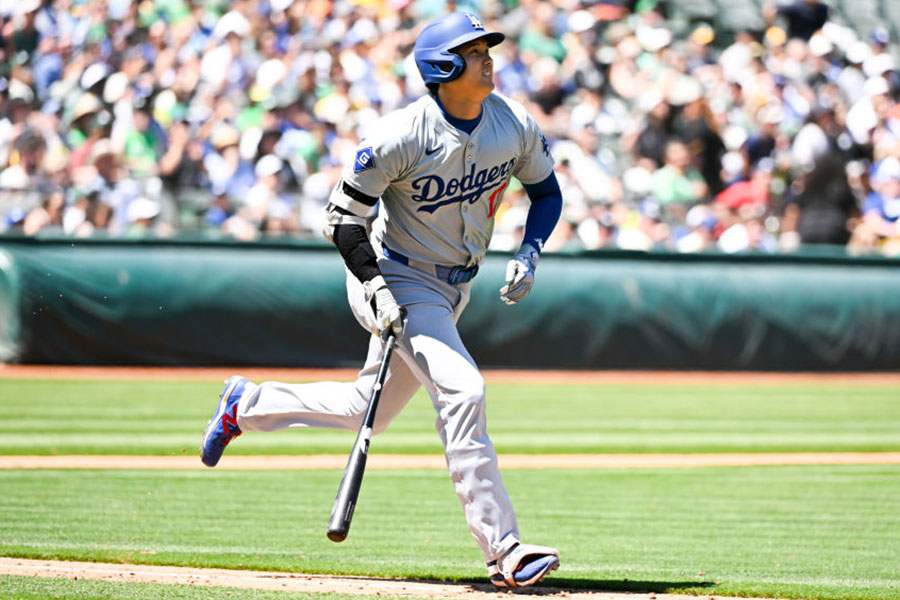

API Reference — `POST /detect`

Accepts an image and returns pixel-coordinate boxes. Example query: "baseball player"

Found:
[201,12,563,588]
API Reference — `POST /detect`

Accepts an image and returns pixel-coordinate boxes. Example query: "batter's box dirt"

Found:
[0,557,774,600]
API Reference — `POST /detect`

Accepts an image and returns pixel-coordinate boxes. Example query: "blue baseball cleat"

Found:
[200,376,248,467]
[488,542,560,588]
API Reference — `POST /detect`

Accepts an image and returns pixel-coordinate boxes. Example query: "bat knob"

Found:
[327,529,347,543]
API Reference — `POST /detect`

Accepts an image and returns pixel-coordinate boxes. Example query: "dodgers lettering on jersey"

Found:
[336,93,555,267]
[412,158,516,214]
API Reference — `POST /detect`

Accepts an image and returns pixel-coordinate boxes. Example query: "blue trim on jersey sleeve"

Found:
[521,173,563,253]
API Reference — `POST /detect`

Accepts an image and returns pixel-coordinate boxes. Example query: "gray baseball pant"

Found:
[236,259,520,562]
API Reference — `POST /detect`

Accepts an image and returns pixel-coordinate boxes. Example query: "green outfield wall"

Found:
[1,236,899,371]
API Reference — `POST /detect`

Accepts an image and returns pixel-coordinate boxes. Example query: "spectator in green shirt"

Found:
[123,104,162,178]
[652,140,709,222]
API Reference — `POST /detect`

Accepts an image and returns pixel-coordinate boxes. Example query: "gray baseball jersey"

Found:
[233,90,555,566]
[332,92,554,267]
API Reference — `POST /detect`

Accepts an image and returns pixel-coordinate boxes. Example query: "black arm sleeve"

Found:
[331,206,381,284]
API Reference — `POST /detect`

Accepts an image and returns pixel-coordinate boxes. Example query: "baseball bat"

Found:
[326,333,396,542]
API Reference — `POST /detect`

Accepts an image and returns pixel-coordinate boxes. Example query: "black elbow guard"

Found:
[333,224,381,283]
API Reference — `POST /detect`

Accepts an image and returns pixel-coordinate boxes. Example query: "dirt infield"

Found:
[0,557,771,600]
[4,364,900,385]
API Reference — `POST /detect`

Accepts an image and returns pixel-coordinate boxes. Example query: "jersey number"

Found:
[488,180,508,218]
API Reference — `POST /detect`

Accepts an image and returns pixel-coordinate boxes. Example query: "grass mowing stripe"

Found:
[4,433,900,455]
[2,380,899,455]
[0,575,395,600]
[1,466,898,600]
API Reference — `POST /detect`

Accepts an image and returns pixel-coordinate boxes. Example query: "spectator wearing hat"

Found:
[80,62,112,100]
[125,196,170,238]
[671,81,726,195]
[83,138,141,235]
[0,161,35,222]
[859,157,900,240]
[717,211,777,253]
[675,204,718,253]
[743,102,784,166]
[243,153,288,226]
[204,190,234,229]
[65,93,106,151]
[616,197,671,251]
[204,124,255,203]
[846,76,892,146]
[864,28,896,81]
[200,19,254,94]
[10,0,41,56]
[718,30,759,82]
[839,41,871,106]
[685,24,717,76]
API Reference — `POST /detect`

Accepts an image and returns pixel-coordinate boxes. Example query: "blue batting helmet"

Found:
[414,12,505,85]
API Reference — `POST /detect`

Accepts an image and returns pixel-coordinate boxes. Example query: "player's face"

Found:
[447,38,494,100]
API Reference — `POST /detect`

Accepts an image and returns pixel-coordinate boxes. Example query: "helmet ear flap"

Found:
[436,53,465,79]
[420,52,465,84]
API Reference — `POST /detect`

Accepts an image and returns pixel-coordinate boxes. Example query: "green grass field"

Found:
[1,377,899,600]
[2,379,899,455]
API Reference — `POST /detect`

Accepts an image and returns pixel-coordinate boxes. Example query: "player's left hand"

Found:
[500,244,539,305]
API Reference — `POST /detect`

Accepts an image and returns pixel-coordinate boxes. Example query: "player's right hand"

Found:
[366,276,406,340]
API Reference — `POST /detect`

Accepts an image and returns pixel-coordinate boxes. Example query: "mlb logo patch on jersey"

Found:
[354,147,375,172]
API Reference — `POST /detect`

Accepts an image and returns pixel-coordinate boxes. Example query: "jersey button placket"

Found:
[461,140,475,244]
[463,141,474,211]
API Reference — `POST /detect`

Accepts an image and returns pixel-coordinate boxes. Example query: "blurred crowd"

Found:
[2,0,900,255]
